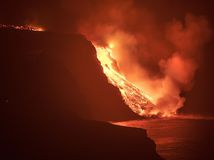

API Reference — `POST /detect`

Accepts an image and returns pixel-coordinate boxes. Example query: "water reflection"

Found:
[114,118,214,160]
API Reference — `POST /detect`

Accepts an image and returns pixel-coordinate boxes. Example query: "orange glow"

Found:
[94,44,171,117]
[0,24,44,32]
[109,43,115,49]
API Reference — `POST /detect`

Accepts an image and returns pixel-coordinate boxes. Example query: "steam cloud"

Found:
[3,0,211,115]
[78,0,211,115]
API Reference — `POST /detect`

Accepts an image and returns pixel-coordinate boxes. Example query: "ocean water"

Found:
[114,117,214,160]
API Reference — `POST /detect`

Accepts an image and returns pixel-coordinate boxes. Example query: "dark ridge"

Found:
[0,28,163,159]
[0,27,142,121]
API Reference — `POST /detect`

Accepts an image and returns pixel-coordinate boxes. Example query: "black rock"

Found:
[0,28,163,159]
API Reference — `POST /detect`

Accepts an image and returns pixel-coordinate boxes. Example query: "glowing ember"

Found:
[94,44,162,117]
[0,24,44,32]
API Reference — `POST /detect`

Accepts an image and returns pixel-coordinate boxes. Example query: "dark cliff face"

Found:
[0,29,162,159]
[0,28,141,121]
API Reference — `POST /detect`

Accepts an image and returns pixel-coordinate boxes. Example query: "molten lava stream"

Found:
[0,24,44,32]
[94,44,159,117]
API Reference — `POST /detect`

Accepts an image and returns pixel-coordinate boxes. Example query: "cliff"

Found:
[0,28,163,159]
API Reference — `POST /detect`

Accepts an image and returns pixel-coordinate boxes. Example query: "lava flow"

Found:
[0,24,44,31]
[95,44,161,117]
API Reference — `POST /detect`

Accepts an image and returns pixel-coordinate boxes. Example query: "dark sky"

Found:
[1,0,214,31]
[1,0,214,116]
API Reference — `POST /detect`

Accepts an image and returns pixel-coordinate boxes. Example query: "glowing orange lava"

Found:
[0,24,44,32]
[94,44,164,117]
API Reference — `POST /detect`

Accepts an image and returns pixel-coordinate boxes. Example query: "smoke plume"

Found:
[78,0,211,115]
[1,0,211,116]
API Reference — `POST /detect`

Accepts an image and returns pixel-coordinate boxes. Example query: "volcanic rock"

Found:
[0,28,163,159]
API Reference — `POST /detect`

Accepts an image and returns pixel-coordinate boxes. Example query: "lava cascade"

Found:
[95,45,165,117]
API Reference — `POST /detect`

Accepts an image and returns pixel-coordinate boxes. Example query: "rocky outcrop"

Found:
[0,28,163,159]
[0,28,141,121]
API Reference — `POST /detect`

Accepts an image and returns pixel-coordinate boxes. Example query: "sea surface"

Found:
[114,117,214,160]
